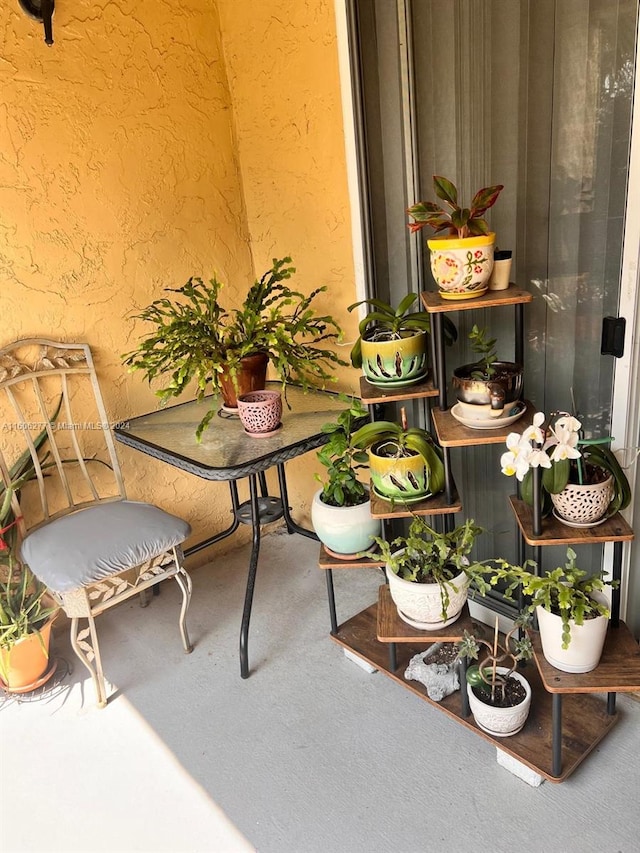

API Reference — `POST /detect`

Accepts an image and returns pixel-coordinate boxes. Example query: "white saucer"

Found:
[551,509,608,529]
[450,401,526,430]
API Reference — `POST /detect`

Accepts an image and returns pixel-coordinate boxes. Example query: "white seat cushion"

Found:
[21,500,191,593]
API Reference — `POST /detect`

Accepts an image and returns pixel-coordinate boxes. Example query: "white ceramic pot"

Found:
[427,233,495,300]
[467,668,531,737]
[386,555,469,630]
[536,595,609,673]
[311,489,381,558]
[550,475,614,525]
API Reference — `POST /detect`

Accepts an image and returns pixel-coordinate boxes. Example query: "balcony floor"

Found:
[2,528,640,853]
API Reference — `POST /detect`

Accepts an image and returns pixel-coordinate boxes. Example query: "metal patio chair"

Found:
[0,339,193,707]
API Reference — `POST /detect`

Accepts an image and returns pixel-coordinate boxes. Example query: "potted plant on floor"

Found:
[457,616,533,737]
[408,175,504,300]
[123,257,347,439]
[451,325,524,426]
[364,515,483,629]
[311,396,381,559]
[347,293,457,388]
[483,548,614,673]
[351,408,445,504]
[500,411,631,525]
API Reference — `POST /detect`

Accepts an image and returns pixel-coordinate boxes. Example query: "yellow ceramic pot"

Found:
[427,233,495,300]
[360,329,428,388]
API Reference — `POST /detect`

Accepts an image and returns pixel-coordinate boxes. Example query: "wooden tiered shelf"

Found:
[420,287,533,313]
[370,483,462,518]
[359,374,438,404]
[508,496,634,546]
[431,401,537,447]
[330,601,618,783]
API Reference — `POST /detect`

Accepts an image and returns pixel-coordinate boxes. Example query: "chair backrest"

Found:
[0,340,126,536]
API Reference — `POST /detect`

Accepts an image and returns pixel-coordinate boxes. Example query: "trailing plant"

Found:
[500,411,631,517]
[478,548,614,650]
[365,515,483,620]
[347,292,457,369]
[123,257,347,439]
[457,615,533,703]
[407,175,504,239]
[315,395,370,508]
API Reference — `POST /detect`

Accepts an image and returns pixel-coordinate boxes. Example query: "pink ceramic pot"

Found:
[236,390,283,436]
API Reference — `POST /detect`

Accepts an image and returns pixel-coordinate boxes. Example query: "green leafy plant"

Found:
[478,548,614,650]
[365,516,483,620]
[123,257,347,438]
[0,562,57,682]
[315,396,370,508]
[407,175,504,239]
[457,615,533,703]
[347,292,457,369]
[468,324,498,380]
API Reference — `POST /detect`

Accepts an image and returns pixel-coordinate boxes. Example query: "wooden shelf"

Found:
[332,603,618,782]
[359,374,438,404]
[529,623,640,694]
[431,401,536,447]
[420,286,532,314]
[317,543,385,570]
[376,585,476,642]
[370,482,462,519]
[509,496,635,546]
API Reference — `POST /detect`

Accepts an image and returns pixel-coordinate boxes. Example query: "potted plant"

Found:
[351,408,445,504]
[407,175,504,300]
[451,324,524,424]
[311,396,381,559]
[500,411,631,525]
[365,515,483,628]
[456,616,533,737]
[347,292,457,388]
[123,257,347,439]
[482,548,614,673]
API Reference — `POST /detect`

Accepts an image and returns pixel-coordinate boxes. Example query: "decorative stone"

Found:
[404,644,460,701]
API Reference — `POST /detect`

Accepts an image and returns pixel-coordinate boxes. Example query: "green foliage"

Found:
[122,258,347,439]
[479,548,614,650]
[350,419,446,497]
[347,292,457,368]
[408,176,504,239]
[315,396,370,508]
[468,324,498,380]
[365,516,483,620]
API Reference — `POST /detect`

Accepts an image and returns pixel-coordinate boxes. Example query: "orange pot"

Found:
[0,617,55,690]
[219,352,269,408]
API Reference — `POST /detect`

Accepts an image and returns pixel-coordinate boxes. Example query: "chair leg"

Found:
[174,567,193,654]
[70,614,109,709]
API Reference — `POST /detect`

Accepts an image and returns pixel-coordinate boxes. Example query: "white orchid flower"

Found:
[528,448,552,469]
[521,411,546,445]
[555,415,581,433]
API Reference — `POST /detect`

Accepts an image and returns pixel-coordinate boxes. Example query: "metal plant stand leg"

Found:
[459,655,470,717]
[240,474,262,679]
[552,693,563,777]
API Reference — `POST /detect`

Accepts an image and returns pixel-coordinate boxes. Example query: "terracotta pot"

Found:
[220,352,269,409]
[427,233,495,300]
[0,617,55,691]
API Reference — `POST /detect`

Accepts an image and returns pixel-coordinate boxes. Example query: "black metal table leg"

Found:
[325,568,338,635]
[239,474,262,679]
[552,693,563,777]
[388,642,397,673]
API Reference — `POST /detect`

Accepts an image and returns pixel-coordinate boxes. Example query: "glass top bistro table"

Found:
[113,382,360,679]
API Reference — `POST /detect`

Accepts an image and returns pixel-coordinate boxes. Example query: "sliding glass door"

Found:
[347,0,638,578]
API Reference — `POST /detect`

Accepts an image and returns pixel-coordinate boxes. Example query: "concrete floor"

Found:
[2,527,640,853]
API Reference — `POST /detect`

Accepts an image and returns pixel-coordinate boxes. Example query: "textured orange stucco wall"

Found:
[1,0,358,558]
